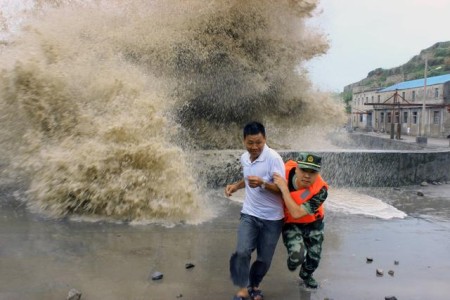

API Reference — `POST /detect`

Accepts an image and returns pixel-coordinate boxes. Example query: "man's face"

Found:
[244,133,266,161]
[295,167,319,188]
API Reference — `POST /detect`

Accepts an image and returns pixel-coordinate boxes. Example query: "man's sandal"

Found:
[248,289,264,300]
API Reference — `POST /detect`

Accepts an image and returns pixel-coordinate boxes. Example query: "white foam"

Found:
[326,188,407,219]
[227,187,407,219]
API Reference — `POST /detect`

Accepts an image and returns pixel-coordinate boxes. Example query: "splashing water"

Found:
[0,0,346,222]
[228,188,407,220]
[327,188,407,220]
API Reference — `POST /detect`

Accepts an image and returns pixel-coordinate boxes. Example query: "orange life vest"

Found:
[284,160,328,224]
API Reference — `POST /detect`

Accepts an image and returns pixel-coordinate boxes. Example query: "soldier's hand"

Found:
[273,173,289,193]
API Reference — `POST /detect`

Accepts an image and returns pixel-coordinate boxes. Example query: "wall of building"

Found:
[351,90,378,131]
[351,81,450,138]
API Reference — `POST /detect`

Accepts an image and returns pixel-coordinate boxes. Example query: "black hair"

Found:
[243,121,266,138]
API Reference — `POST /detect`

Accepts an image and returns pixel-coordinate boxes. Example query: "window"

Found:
[365,97,368,103]
[412,111,418,124]
[403,111,408,123]
[371,96,374,102]
[360,114,363,122]
[387,112,392,123]
[433,111,440,124]
[434,88,439,99]
[412,91,416,101]
[402,91,405,99]
[380,112,384,123]
[395,112,400,123]
[377,95,380,103]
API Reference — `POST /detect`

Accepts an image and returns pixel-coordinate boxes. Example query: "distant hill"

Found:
[343,41,450,94]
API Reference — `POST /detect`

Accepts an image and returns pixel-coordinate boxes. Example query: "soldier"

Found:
[273,153,328,288]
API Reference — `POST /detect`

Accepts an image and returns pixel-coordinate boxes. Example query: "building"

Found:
[351,74,450,138]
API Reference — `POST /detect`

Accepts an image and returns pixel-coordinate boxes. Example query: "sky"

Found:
[306,0,450,92]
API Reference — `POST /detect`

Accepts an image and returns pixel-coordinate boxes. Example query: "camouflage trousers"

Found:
[282,219,324,276]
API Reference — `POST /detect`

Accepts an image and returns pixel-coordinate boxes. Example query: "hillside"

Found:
[343,41,450,94]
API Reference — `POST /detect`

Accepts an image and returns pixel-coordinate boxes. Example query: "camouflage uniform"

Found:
[282,153,328,288]
[282,214,325,277]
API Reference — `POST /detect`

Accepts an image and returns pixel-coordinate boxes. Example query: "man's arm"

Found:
[260,154,285,194]
[262,180,281,194]
[247,175,280,194]
[225,179,245,197]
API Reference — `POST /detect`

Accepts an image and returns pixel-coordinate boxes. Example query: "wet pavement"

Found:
[1,184,450,300]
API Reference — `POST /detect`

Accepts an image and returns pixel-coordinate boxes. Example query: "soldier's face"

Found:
[295,167,319,188]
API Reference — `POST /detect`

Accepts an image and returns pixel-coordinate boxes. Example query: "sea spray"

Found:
[0,49,203,223]
[0,0,346,222]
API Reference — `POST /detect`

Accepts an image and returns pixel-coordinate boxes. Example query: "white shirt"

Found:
[240,144,285,220]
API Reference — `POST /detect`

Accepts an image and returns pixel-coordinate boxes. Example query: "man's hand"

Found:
[225,179,245,196]
[247,176,264,188]
[225,184,237,197]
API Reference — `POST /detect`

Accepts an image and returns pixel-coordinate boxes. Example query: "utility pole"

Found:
[416,56,428,144]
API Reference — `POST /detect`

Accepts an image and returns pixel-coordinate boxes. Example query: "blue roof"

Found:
[378,73,450,92]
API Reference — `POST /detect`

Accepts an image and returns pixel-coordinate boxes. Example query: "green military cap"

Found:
[296,152,321,172]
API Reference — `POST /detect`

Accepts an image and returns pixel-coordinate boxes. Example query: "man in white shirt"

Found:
[225,121,285,300]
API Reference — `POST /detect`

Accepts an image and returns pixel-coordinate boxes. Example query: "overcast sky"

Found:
[2,0,450,93]
[306,0,450,92]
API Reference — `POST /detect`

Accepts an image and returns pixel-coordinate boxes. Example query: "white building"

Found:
[351,74,450,138]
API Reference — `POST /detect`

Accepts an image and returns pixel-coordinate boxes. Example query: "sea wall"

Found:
[193,149,450,188]
[330,132,439,151]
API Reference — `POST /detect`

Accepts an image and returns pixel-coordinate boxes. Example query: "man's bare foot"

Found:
[232,287,249,300]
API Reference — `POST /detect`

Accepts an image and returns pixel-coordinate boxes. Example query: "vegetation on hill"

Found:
[343,41,450,94]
